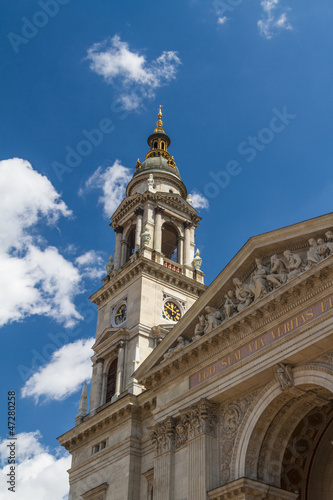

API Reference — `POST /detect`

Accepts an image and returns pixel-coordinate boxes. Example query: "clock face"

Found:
[164,301,181,322]
[114,304,127,325]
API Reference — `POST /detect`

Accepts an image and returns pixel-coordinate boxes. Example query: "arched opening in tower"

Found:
[126,227,136,262]
[162,223,178,262]
[106,358,118,403]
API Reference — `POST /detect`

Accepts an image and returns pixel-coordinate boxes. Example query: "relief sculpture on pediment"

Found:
[190,230,333,341]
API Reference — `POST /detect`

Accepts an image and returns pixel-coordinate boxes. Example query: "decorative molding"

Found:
[219,391,260,485]
[149,398,219,455]
[90,258,206,308]
[192,232,333,341]
[59,396,156,453]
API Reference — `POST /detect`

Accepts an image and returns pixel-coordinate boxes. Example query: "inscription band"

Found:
[190,293,333,388]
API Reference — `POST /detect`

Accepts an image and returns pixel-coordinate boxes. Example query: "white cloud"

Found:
[21,337,94,401]
[190,191,209,210]
[80,160,133,218]
[0,158,84,328]
[75,250,105,279]
[217,16,228,25]
[21,337,95,401]
[258,0,292,39]
[0,431,70,500]
[86,35,182,110]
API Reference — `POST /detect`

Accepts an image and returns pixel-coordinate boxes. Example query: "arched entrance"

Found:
[232,366,333,500]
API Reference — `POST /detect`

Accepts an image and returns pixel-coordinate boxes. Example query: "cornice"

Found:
[110,193,141,224]
[89,256,206,308]
[110,190,200,228]
[57,393,156,453]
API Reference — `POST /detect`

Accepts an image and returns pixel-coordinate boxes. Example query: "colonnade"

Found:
[113,206,195,271]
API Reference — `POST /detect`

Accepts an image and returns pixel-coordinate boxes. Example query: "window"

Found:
[154,141,158,149]
[106,358,118,402]
[162,223,178,262]
[126,227,136,262]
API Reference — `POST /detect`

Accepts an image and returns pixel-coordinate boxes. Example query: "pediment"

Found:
[92,327,129,355]
[155,192,200,220]
[110,193,141,224]
[134,213,333,382]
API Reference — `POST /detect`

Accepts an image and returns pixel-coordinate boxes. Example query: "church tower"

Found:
[87,107,206,415]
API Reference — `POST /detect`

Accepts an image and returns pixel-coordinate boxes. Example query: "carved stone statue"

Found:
[193,315,205,341]
[163,336,189,359]
[233,278,254,312]
[141,225,151,247]
[306,238,323,269]
[325,231,333,254]
[317,238,330,259]
[147,173,154,191]
[249,258,270,301]
[267,254,287,288]
[174,336,190,352]
[274,363,293,390]
[192,249,202,271]
[105,255,114,276]
[204,306,224,334]
[224,290,238,319]
[283,250,304,281]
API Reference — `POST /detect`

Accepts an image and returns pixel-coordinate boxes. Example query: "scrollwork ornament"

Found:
[221,404,241,434]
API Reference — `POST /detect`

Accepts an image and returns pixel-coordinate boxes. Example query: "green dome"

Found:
[132,155,182,180]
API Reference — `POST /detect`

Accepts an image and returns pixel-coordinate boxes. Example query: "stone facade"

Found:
[58,111,333,500]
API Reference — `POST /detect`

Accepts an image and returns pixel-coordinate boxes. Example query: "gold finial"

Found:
[154,104,164,132]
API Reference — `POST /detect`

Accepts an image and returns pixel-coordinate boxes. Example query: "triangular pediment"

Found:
[134,212,333,382]
[92,327,129,355]
[156,192,199,216]
[110,193,141,224]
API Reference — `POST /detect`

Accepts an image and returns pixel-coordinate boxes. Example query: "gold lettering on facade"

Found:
[190,293,333,388]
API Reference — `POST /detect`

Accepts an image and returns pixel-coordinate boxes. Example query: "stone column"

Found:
[89,358,104,412]
[112,341,125,402]
[154,207,164,253]
[150,417,175,500]
[134,208,144,251]
[190,226,195,264]
[184,221,193,266]
[178,236,184,265]
[114,226,123,270]
[183,399,219,500]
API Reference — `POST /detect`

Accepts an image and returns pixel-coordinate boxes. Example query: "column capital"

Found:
[155,206,165,215]
[134,207,144,216]
[150,398,219,455]
[179,398,219,440]
[115,225,124,234]
[149,416,176,455]
[96,358,104,364]
[184,220,193,229]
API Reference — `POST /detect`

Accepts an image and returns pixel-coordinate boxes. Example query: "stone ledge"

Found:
[208,477,298,500]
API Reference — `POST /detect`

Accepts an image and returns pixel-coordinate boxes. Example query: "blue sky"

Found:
[1,0,333,497]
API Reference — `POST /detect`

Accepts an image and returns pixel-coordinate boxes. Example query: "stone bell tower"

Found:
[87,107,206,415]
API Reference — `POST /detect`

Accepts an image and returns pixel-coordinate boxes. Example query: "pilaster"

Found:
[150,417,176,500]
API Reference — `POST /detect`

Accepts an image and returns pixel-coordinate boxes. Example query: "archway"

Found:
[232,365,333,500]
[161,222,178,262]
